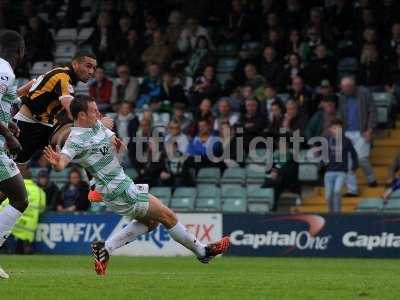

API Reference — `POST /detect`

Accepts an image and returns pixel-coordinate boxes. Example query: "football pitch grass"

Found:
[0,255,399,300]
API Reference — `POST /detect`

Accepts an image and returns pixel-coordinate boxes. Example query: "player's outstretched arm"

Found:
[17,79,35,97]
[111,136,127,154]
[43,145,71,171]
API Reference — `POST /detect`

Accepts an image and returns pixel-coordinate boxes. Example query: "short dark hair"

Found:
[70,95,95,120]
[0,30,24,52]
[329,118,343,128]
[72,50,96,62]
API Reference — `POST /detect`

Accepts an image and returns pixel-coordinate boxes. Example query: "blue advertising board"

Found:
[224,214,400,258]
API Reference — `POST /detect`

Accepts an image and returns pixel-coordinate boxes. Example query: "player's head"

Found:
[71,50,97,83]
[0,29,25,69]
[70,95,99,127]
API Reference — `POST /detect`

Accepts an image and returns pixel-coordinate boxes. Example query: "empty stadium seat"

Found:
[248,202,270,214]
[196,168,220,184]
[103,61,117,76]
[222,198,247,213]
[356,198,384,212]
[246,164,266,184]
[55,28,78,42]
[246,148,272,165]
[389,189,400,199]
[216,72,232,86]
[150,187,172,206]
[75,82,89,95]
[216,43,238,56]
[383,200,400,214]
[246,185,274,205]
[170,187,196,211]
[196,185,221,211]
[54,43,77,64]
[31,167,47,180]
[216,58,238,73]
[222,185,246,198]
[298,163,319,182]
[220,167,246,185]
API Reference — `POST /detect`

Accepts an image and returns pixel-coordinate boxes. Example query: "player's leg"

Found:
[0,172,28,279]
[145,194,230,263]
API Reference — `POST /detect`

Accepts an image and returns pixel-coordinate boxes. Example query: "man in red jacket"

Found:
[89,66,113,112]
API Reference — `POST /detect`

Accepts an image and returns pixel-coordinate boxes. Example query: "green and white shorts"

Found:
[0,152,19,182]
[104,183,149,218]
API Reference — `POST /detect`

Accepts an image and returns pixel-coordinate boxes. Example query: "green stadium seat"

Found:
[125,168,138,180]
[246,185,274,206]
[246,164,266,184]
[222,198,247,213]
[196,185,221,211]
[196,168,221,184]
[245,148,272,165]
[389,189,400,199]
[170,187,196,211]
[356,198,384,212]
[150,187,172,206]
[298,163,319,182]
[248,203,270,214]
[222,185,246,198]
[383,200,400,214]
[220,167,246,185]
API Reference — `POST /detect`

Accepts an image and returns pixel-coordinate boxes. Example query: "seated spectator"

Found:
[222,0,253,43]
[289,76,316,118]
[277,53,304,92]
[171,103,192,134]
[285,29,302,57]
[324,119,358,213]
[215,122,241,169]
[115,15,132,48]
[177,16,214,53]
[258,46,282,87]
[194,98,214,125]
[262,142,299,211]
[264,100,285,139]
[305,95,338,141]
[143,15,161,46]
[115,29,144,76]
[125,0,144,32]
[260,84,284,122]
[312,79,338,108]
[304,44,337,88]
[358,44,384,87]
[111,64,139,107]
[282,100,307,138]
[36,170,60,212]
[187,118,219,170]
[308,7,333,44]
[165,120,189,154]
[264,29,286,59]
[240,98,267,152]
[87,12,114,63]
[243,63,266,90]
[89,66,113,112]
[185,35,216,77]
[23,15,54,64]
[159,71,187,106]
[190,65,221,107]
[165,10,185,54]
[338,76,377,194]
[213,98,240,132]
[136,63,162,108]
[326,0,354,37]
[57,169,89,212]
[299,26,323,62]
[135,138,164,187]
[142,30,171,67]
[159,141,194,188]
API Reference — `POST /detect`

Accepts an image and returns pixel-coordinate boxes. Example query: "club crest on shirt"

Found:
[99,144,111,156]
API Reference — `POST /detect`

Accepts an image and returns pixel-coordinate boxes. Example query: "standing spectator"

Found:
[213,98,240,131]
[111,64,139,107]
[185,35,216,77]
[113,101,139,145]
[23,16,54,64]
[87,12,114,63]
[289,76,316,118]
[338,76,377,195]
[324,119,358,213]
[57,169,90,212]
[358,44,384,87]
[258,46,282,87]
[89,66,113,112]
[177,16,214,53]
[142,30,171,67]
[384,22,400,60]
[36,170,60,212]
[190,65,221,107]
[165,120,189,154]
[115,29,144,76]
[137,63,162,108]
[304,44,337,88]
[282,100,307,138]
[242,63,266,90]
[159,71,187,106]
[240,98,267,152]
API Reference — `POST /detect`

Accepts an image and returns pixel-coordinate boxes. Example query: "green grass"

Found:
[0,256,399,300]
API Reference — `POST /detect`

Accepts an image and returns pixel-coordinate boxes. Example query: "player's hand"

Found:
[101,116,114,129]
[111,136,123,152]
[5,134,22,156]
[8,121,20,137]
[43,145,61,166]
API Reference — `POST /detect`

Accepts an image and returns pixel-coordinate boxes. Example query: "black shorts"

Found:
[13,119,54,163]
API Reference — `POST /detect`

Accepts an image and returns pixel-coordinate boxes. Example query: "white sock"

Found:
[0,205,22,247]
[168,222,206,257]
[105,221,149,254]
